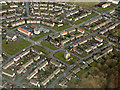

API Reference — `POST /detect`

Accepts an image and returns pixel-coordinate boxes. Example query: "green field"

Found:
[71,2,100,8]
[31,31,53,41]
[72,13,98,25]
[52,24,72,31]
[41,40,58,50]
[95,5,117,13]
[32,45,51,54]
[54,51,79,64]
[2,39,31,55]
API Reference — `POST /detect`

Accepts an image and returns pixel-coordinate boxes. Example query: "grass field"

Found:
[95,5,117,13]
[41,40,58,50]
[72,13,98,25]
[31,31,53,41]
[54,51,79,64]
[32,45,51,54]
[2,39,31,55]
[70,2,100,8]
[52,24,72,31]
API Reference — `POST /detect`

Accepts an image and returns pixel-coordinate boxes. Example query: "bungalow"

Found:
[50,40,60,46]
[0,9,7,14]
[102,3,111,8]
[40,3,47,7]
[70,36,75,41]
[97,43,103,47]
[6,32,17,41]
[78,39,88,45]
[8,8,16,12]
[50,34,60,40]
[53,68,61,75]
[58,23,64,27]
[40,7,48,10]
[19,49,30,58]
[30,80,39,87]
[12,20,25,27]
[31,48,44,55]
[77,28,85,34]
[95,36,103,42]
[60,31,68,36]
[85,48,92,53]
[2,60,14,70]
[48,74,55,80]
[41,21,55,27]
[2,70,15,78]
[50,59,62,67]
[17,27,32,36]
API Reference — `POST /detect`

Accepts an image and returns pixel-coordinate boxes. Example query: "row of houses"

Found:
[27,61,48,80]
[100,21,120,34]
[42,68,61,86]
[94,47,113,60]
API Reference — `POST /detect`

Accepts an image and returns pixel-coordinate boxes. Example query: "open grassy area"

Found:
[41,40,58,50]
[2,39,31,55]
[71,2,100,8]
[31,31,53,41]
[2,5,9,10]
[95,5,117,13]
[32,45,51,54]
[72,13,98,25]
[52,24,72,31]
[54,51,79,64]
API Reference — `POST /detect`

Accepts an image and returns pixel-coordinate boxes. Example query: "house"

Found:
[85,48,92,53]
[58,23,63,27]
[60,31,68,36]
[2,60,14,70]
[77,28,85,34]
[50,40,60,46]
[72,67,80,74]
[13,56,20,62]
[12,20,25,27]
[78,39,88,45]
[22,59,34,68]
[108,0,119,4]
[75,34,83,39]
[30,79,39,87]
[17,27,33,36]
[10,4,18,8]
[66,73,73,80]
[61,39,70,45]
[31,48,44,55]
[48,74,55,80]
[68,29,76,33]
[19,49,30,58]
[97,43,103,47]
[38,61,48,70]
[17,67,24,74]
[70,36,75,41]
[34,55,40,61]
[81,63,88,69]
[42,78,49,86]
[2,70,15,78]
[59,80,68,88]
[50,34,60,40]
[95,36,103,42]
[86,59,94,64]
[94,54,103,60]
[27,69,38,80]
[53,68,61,75]
[102,3,111,8]
[50,59,62,67]
[6,32,17,41]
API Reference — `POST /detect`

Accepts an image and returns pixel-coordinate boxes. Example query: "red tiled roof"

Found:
[61,31,67,35]
[95,36,102,40]
[78,28,83,32]
[18,27,29,34]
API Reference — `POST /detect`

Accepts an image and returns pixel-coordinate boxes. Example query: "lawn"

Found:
[95,5,117,13]
[41,40,58,50]
[2,39,31,55]
[71,2,100,8]
[54,51,79,64]
[32,45,51,54]
[31,31,53,41]
[2,5,9,10]
[72,13,98,25]
[52,24,72,31]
